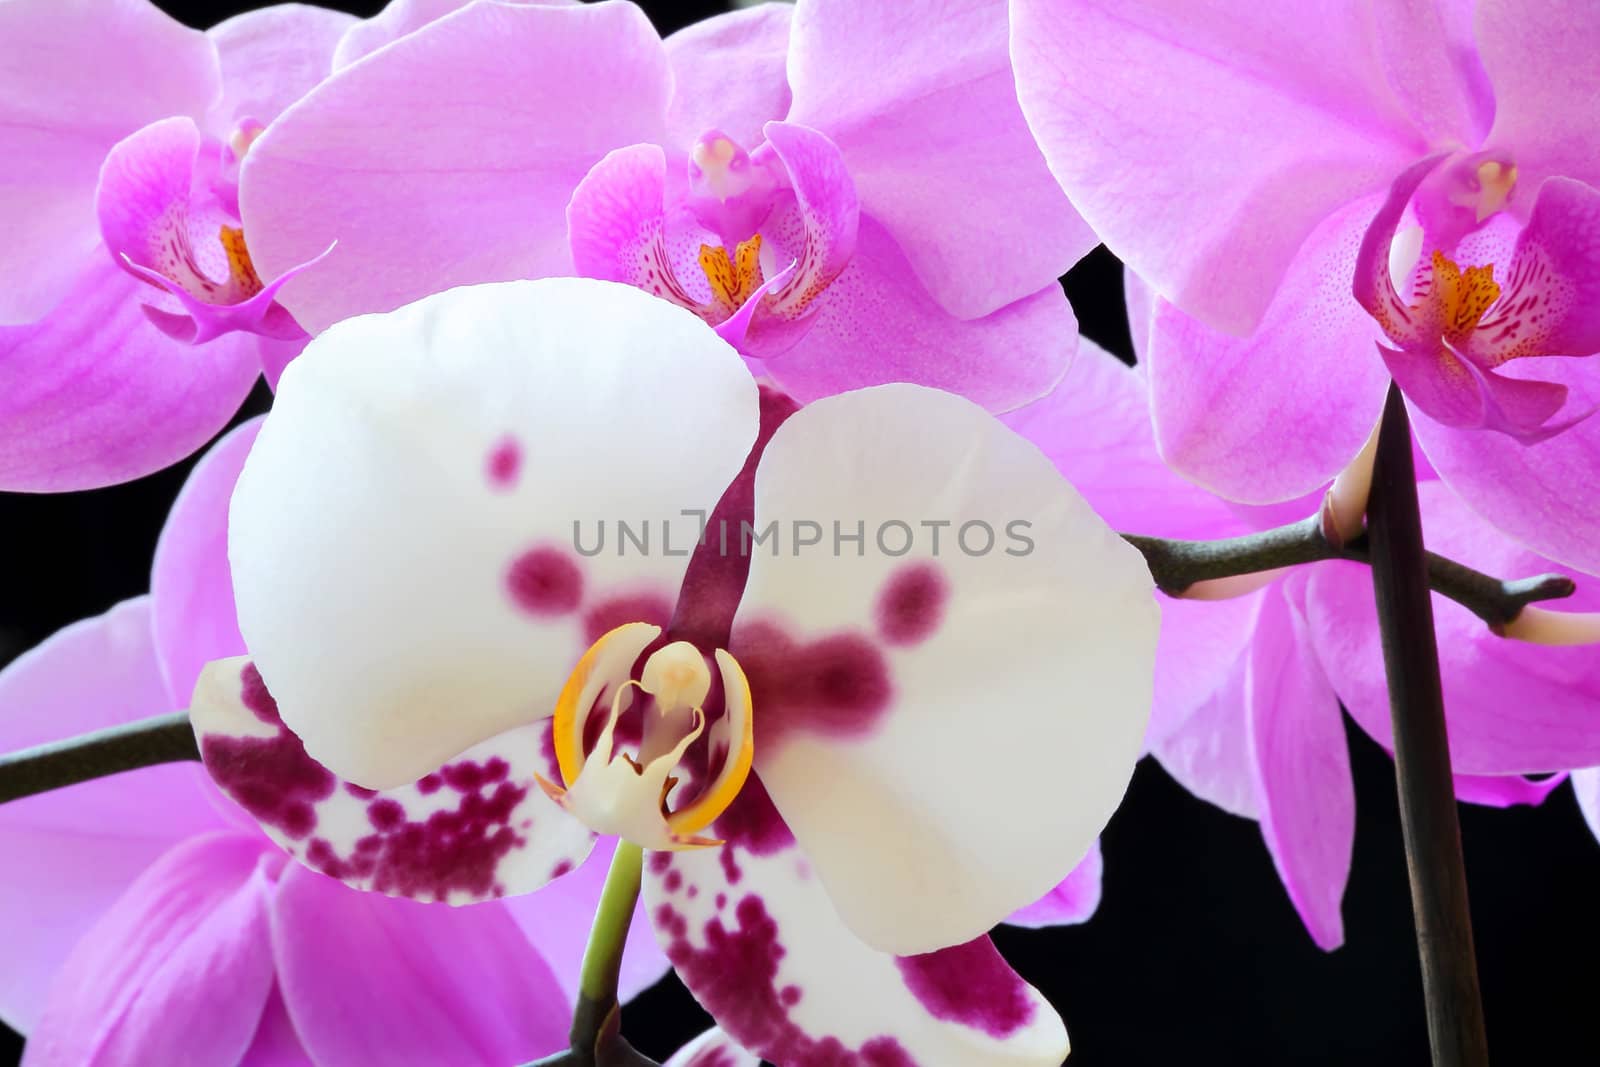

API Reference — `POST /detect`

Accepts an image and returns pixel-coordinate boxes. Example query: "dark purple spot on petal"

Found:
[875,563,949,646]
[416,773,443,795]
[200,664,335,839]
[367,798,405,831]
[550,859,574,880]
[664,869,683,893]
[732,622,893,752]
[344,783,378,799]
[486,435,523,489]
[507,546,583,617]
[895,936,1036,1037]
[656,893,912,1065]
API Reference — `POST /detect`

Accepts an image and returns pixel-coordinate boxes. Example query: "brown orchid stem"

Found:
[1124,519,1574,627]
[1366,383,1490,1066]
[0,711,196,804]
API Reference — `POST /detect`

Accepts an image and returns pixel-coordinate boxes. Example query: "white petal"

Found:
[664,1027,761,1067]
[191,657,594,902]
[647,786,1068,1066]
[731,384,1158,954]
[230,278,758,788]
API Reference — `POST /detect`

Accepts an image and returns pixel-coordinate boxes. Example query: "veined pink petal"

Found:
[647,784,1069,1065]
[208,2,358,131]
[1305,482,1600,773]
[733,384,1155,953]
[1011,0,1429,335]
[242,0,672,334]
[1372,0,1493,149]
[1415,362,1600,576]
[763,217,1075,411]
[0,599,225,1031]
[191,657,596,902]
[151,418,261,708]
[331,0,575,70]
[0,0,220,323]
[1377,341,1570,439]
[664,4,792,154]
[236,984,309,1067]
[1153,641,1259,821]
[1152,191,1391,503]
[789,0,1092,319]
[271,864,570,1067]
[1245,583,1351,951]
[665,1028,760,1067]
[21,833,279,1067]
[1476,0,1600,194]
[0,257,258,491]
[1004,840,1103,929]
[499,835,671,1006]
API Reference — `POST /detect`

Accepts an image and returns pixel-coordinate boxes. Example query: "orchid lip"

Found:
[539,623,755,851]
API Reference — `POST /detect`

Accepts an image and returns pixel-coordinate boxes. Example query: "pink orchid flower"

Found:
[237,0,1095,411]
[0,418,669,1066]
[189,277,1157,1063]
[1054,282,1600,950]
[1011,0,1600,577]
[0,0,368,492]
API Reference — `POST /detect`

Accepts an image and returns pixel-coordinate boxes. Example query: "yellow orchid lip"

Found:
[541,623,755,851]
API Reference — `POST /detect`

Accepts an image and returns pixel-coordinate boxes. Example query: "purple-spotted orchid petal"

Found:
[97,116,327,346]
[191,657,595,902]
[665,1028,760,1067]
[648,786,1070,1065]
[1355,156,1600,439]
[732,383,1157,953]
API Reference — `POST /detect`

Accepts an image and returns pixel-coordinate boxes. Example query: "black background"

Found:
[4,1,1599,1063]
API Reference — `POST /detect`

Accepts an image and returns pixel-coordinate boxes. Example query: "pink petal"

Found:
[151,418,261,708]
[664,4,792,154]
[647,783,1068,1064]
[0,0,219,323]
[499,835,671,1006]
[1011,0,1428,335]
[0,256,259,491]
[0,599,226,1030]
[332,0,577,70]
[1372,0,1493,149]
[1004,840,1103,929]
[22,833,279,1067]
[1476,0,1600,193]
[788,0,1093,319]
[272,863,570,1067]
[1246,583,1351,951]
[1151,608,1260,820]
[1150,190,1392,503]
[207,3,357,130]
[237,984,310,1067]
[241,0,671,334]
[191,658,595,902]
[1304,481,1600,773]
[1451,772,1566,809]
[1378,341,1570,438]
[763,216,1075,411]
[1414,361,1600,576]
